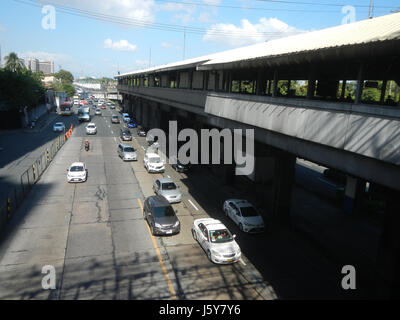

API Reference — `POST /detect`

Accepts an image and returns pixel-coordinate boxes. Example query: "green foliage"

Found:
[55,69,74,83]
[362,87,380,103]
[4,52,26,73]
[0,68,45,111]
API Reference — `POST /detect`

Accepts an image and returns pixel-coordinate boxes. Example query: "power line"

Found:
[14,0,306,38]
[154,0,386,13]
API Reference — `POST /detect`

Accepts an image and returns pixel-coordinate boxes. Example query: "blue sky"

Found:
[0,0,398,78]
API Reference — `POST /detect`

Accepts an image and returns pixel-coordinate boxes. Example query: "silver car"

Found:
[118,143,137,161]
[53,122,65,132]
[152,177,182,203]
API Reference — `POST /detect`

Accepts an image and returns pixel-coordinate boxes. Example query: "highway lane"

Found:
[0,103,364,299]
[0,105,269,299]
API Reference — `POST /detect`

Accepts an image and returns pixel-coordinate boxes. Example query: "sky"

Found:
[0,0,399,78]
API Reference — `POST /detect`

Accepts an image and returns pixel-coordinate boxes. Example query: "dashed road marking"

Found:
[240,258,246,266]
[188,199,199,211]
[137,198,177,300]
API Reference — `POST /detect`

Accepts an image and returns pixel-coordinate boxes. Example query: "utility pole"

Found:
[369,0,374,18]
[183,27,186,60]
[149,47,151,68]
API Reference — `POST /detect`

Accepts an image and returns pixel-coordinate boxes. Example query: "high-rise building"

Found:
[38,60,54,74]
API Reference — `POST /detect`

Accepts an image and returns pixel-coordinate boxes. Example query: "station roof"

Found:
[116,12,400,78]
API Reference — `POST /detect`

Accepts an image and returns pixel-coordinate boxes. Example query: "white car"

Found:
[67,162,87,183]
[85,123,97,135]
[95,108,102,115]
[223,199,265,233]
[192,218,241,264]
[53,122,65,132]
[73,99,80,105]
[144,153,165,173]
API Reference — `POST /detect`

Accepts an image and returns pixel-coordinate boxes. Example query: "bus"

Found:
[59,101,73,116]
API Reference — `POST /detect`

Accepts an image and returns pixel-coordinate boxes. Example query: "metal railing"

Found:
[0,132,70,234]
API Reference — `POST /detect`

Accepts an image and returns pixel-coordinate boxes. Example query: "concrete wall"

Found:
[192,71,204,89]
[204,93,400,167]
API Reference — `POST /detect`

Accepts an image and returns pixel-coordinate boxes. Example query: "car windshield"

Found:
[153,205,175,218]
[240,206,259,217]
[70,166,84,172]
[112,116,118,119]
[55,123,63,126]
[149,157,161,163]
[123,147,135,152]
[162,182,176,190]
[209,229,233,243]
[87,125,95,128]
[122,131,130,135]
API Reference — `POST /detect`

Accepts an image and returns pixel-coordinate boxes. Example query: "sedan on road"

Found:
[95,108,102,115]
[192,218,241,264]
[85,123,97,135]
[152,177,182,203]
[111,115,120,124]
[118,143,137,161]
[144,153,165,173]
[101,104,107,110]
[143,195,180,236]
[137,126,146,137]
[53,122,65,132]
[127,120,136,128]
[67,162,88,183]
[223,199,265,233]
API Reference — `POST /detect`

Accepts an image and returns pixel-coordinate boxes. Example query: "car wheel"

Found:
[192,229,197,241]
[239,223,244,232]
[207,250,212,262]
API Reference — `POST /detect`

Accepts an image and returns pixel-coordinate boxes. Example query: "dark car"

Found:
[171,159,192,172]
[137,126,147,137]
[120,128,132,141]
[143,195,180,236]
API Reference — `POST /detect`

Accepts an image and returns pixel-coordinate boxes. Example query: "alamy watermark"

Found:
[341,5,356,24]
[41,265,56,289]
[41,5,56,30]
[341,265,356,290]
[147,121,255,175]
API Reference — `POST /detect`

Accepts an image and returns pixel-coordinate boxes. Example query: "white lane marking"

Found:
[188,199,199,211]
[240,258,246,266]
[141,146,145,151]
[111,130,113,134]
[167,175,170,178]
[114,137,117,142]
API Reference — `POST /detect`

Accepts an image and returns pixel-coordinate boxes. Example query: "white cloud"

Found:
[161,42,181,50]
[203,17,305,47]
[104,39,138,52]
[37,0,156,24]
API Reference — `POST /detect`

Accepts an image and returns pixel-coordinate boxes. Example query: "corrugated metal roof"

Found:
[116,12,400,78]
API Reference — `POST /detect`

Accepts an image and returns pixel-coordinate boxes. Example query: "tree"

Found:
[55,69,74,83]
[4,52,25,73]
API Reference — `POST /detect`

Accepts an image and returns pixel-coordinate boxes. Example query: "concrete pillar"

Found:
[355,63,364,104]
[375,188,400,298]
[340,80,347,100]
[380,80,387,104]
[343,175,365,214]
[272,70,278,97]
[271,152,296,226]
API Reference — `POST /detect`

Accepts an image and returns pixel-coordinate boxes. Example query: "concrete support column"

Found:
[380,80,387,104]
[272,69,279,98]
[340,80,347,100]
[271,152,296,226]
[355,63,364,104]
[343,175,365,214]
[375,188,400,298]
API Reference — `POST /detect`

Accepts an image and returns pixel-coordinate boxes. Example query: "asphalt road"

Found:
[0,104,368,299]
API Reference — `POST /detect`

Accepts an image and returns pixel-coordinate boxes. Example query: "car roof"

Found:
[195,218,226,230]
[156,177,174,184]
[87,122,96,126]
[146,153,160,158]
[70,162,84,167]
[147,195,171,207]
[55,122,64,125]
[227,199,253,208]
[119,143,132,148]
[112,114,118,117]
